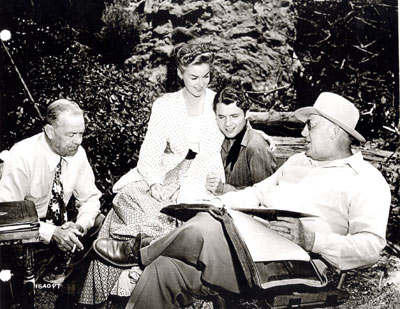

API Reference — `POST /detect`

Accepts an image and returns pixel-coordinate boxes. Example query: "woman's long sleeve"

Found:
[136,100,169,186]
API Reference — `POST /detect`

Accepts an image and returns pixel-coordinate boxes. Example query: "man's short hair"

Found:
[213,87,251,113]
[45,99,82,126]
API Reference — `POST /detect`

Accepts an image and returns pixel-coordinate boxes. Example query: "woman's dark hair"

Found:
[213,84,252,113]
[175,43,214,72]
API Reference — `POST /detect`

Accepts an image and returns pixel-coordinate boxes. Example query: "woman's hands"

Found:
[150,183,164,201]
[206,173,224,195]
[150,183,179,201]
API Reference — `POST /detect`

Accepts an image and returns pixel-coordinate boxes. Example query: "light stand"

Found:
[1,29,43,120]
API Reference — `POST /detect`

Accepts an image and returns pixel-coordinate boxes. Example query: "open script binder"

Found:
[160,203,315,222]
[161,203,327,290]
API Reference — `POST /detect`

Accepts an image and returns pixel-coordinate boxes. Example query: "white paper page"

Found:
[227,209,310,262]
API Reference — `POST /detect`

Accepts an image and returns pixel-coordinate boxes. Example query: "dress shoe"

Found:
[93,233,152,267]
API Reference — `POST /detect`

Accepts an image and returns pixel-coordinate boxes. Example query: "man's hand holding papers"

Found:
[270,216,315,251]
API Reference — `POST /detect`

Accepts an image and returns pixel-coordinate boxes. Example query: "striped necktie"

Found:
[45,157,67,225]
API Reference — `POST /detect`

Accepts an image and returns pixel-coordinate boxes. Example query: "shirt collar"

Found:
[331,151,364,174]
[306,151,364,174]
[240,122,252,147]
[39,132,63,171]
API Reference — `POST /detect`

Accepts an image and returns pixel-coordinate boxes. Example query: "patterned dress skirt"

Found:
[79,159,191,305]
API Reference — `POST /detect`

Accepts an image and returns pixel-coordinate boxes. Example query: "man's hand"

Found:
[269,217,315,251]
[206,173,223,194]
[61,221,85,235]
[150,183,164,201]
[52,222,84,252]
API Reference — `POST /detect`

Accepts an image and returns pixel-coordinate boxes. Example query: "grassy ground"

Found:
[29,250,400,309]
[335,252,400,309]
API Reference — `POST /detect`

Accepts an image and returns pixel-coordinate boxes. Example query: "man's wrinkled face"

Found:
[301,114,335,161]
[216,102,247,139]
[49,112,85,157]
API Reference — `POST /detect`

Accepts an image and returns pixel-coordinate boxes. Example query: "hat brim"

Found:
[295,107,366,143]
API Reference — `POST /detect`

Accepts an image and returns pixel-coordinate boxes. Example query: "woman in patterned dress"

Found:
[79,43,225,306]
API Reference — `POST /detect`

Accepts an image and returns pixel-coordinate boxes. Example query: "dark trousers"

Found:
[127,212,242,308]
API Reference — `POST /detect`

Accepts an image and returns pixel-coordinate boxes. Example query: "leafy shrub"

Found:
[95,0,144,63]
[1,17,160,207]
[293,0,398,148]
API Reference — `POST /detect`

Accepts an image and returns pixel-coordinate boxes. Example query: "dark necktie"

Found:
[45,157,67,225]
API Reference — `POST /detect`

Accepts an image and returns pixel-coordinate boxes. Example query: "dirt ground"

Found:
[335,252,400,309]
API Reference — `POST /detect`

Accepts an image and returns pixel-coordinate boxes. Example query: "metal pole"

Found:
[1,39,43,120]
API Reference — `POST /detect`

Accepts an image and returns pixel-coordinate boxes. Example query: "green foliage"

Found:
[77,66,158,203]
[293,0,398,148]
[1,17,160,207]
[96,0,144,62]
[1,18,81,144]
[377,153,400,242]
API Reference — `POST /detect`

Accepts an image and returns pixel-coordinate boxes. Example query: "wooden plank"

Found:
[247,111,301,126]
[270,136,399,167]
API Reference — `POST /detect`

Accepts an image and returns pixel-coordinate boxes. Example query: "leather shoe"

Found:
[93,233,152,267]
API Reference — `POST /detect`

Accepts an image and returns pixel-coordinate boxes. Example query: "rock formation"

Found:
[119,0,302,95]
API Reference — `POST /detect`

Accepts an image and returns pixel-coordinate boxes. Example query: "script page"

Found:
[227,209,310,262]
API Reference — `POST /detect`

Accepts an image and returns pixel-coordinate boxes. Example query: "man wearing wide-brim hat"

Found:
[93,92,391,309]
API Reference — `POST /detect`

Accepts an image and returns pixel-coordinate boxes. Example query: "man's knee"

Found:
[148,255,175,276]
[169,212,223,256]
[186,212,221,236]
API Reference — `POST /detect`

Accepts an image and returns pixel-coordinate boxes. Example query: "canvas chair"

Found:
[210,264,350,308]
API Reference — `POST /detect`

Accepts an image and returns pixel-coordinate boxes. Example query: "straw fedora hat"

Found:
[294,92,366,142]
